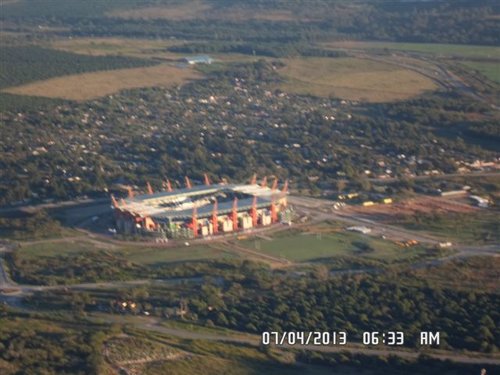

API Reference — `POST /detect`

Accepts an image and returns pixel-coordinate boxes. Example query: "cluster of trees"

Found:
[296,350,499,375]
[0,45,155,89]
[3,0,498,45]
[0,314,105,374]
[466,121,500,143]
[6,248,145,285]
[190,273,499,352]
[0,210,63,240]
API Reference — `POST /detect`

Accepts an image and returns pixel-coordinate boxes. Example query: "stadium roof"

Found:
[119,184,286,221]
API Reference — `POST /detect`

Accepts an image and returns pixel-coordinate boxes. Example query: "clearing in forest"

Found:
[277,57,437,102]
[3,64,201,101]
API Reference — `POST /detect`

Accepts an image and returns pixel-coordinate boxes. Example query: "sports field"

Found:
[3,64,201,101]
[240,230,423,262]
[277,57,437,102]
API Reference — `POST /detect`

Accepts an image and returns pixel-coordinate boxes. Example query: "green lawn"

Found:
[18,240,238,264]
[460,61,500,83]
[322,41,500,59]
[18,240,102,258]
[240,231,422,262]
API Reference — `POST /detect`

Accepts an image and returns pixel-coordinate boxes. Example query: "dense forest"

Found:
[2,0,499,46]
[191,273,499,352]
[0,46,155,89]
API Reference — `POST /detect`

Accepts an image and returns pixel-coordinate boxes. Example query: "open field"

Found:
[51,37,261,64]
[395,210,500,244]
[17,239,238,265]
[3,64,201,101]
[321,41,500,59]
[121,244,239,265]
[460,61,500,83]
[277,57,437,102]
[0,45,154,89]
[343,196,500,243]
[238,229,425,263]
[345,196,478,219]
[51,37,183,58]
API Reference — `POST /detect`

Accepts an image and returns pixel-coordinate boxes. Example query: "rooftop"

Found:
[118,184,286,220]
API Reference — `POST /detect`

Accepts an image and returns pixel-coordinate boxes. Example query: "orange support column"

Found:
[146,181,154,195]
[271,178,278,191]
[251,196,258,227]
[212,200,218,234]
[270,201,278,223]
[111,194,119,208]
[260,176,267,188]
[192,207,198,237]
[281,180,288,193]
[250,173,257,185]
[232,198,239,231]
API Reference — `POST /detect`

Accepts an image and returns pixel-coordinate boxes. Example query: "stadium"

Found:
[111,176,290,239]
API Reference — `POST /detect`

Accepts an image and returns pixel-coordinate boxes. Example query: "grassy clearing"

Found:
[160,320,247,337]
[17,241,101,258]
[322,41,500,59]
[394,210,500,244]
[277,57,437,102]
[17,238,238,265]
[51,37,183,59]
[3,64,201,101]
[460,61,500,83]
[51,37,261,65]
[121,245,239,265]
[239,229,422,262]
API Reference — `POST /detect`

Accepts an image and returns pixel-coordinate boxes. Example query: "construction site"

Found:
[111,175,291,239]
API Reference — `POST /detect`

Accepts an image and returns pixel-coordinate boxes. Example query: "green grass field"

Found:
[460,61,500,83]
[17,240,238,264]
[240,230,423,263]
[322,41,500,59]
[277,57,437,102]
[18,240,103,258]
